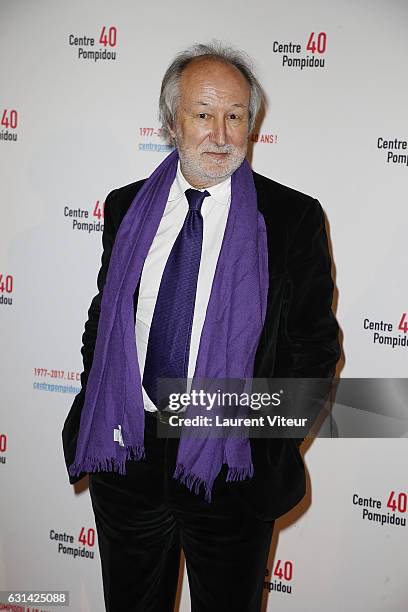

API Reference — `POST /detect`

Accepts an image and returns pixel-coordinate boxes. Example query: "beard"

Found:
[174,131,247,186]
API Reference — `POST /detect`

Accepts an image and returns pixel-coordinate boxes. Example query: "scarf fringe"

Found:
[226,463,254,482]
[173,461,255,503]
[173,463,212,503]
[68,444,145,477]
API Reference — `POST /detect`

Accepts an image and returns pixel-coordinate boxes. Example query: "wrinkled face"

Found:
[170,58,251,188]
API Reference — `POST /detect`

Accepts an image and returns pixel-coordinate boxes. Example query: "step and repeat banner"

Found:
[1,0,407,610]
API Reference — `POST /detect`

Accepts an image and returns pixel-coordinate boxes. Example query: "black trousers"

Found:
[89,410,274,612]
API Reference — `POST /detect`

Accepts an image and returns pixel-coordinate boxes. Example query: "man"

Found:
[62,42,340,612]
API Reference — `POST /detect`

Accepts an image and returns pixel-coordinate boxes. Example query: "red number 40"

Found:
[99,26,117,47]
[274,559,293,581]
[1,109,18,129]
[387,491,407,513]
[78,527,96,546]
[306,32,327,54]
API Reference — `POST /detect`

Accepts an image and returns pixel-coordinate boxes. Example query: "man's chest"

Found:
[135,195,229,324]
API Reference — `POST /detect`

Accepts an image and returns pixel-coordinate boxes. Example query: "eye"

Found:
[229,113,240,120]
[198,113,208,119]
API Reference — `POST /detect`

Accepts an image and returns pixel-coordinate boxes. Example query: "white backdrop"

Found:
[1,0,407,610]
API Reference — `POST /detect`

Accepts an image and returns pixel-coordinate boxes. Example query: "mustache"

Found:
[199,145,236,154]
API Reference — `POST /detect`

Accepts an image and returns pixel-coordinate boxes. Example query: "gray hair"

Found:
[159,41,265,142]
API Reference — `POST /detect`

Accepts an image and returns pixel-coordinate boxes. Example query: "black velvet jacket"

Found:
[62,171,340,521]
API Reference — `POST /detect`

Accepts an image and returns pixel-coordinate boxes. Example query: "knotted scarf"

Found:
[69,149,269,502]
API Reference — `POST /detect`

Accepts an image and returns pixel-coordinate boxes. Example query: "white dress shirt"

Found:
[135,161,231,411]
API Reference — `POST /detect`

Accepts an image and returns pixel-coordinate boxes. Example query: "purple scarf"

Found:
[69,149,269,502]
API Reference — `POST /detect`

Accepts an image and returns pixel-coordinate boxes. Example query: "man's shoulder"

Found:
[105,178,147,224]
[252,170,321,222]
[107,178,147,205]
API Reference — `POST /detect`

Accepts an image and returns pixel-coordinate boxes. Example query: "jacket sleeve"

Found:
[62,189,117,483]
[275,199,340,446]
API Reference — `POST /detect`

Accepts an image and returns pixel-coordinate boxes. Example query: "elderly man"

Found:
[63,42,340,612]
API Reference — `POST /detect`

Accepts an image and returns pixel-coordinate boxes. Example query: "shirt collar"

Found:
[168,161,231,206]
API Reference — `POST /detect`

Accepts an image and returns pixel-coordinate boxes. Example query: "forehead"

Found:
[179,58,250,103]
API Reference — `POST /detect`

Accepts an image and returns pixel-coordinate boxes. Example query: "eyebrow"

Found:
[192,101,248,108]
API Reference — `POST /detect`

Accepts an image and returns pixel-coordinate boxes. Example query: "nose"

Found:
[210,116,227,147]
